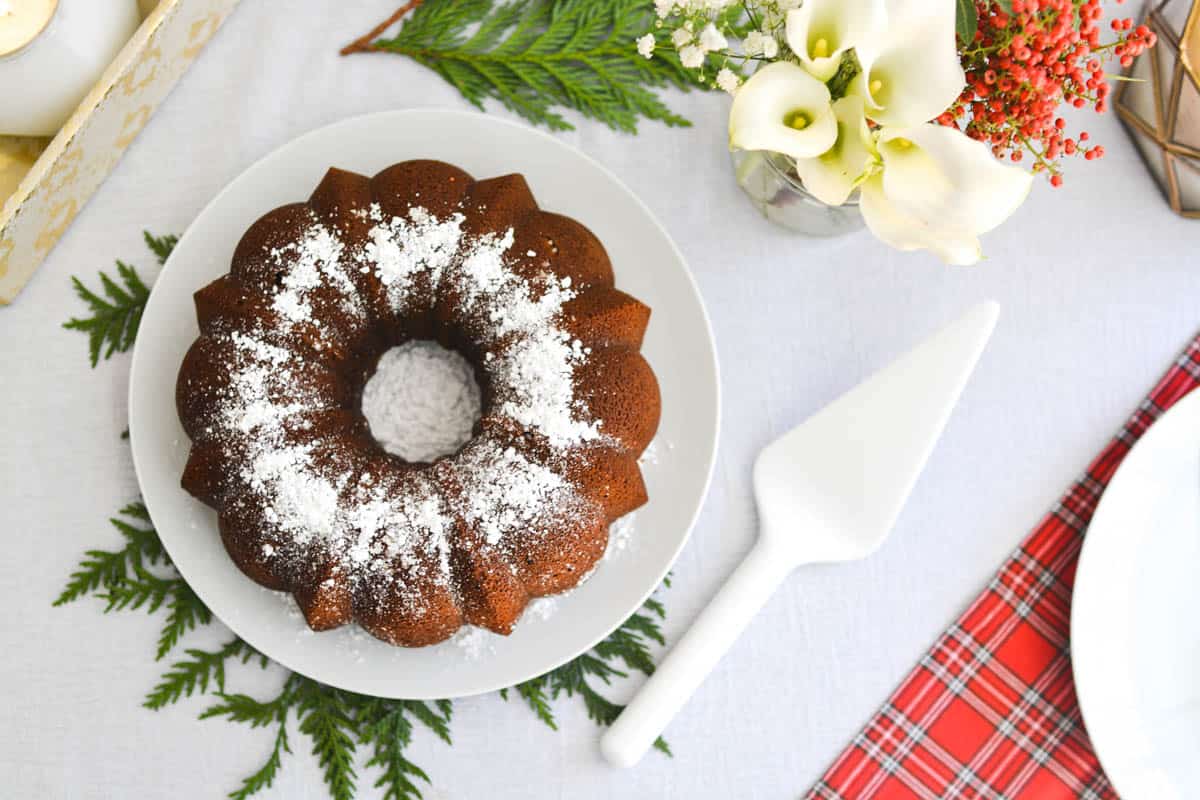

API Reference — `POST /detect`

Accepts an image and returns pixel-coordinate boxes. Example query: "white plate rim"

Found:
[128,108,721,699]
[1071,387,1200,798]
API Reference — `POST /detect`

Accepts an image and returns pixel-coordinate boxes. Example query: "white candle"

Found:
[0,0,141,137]
[0,0,57,57]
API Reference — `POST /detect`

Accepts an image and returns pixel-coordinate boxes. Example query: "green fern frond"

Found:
[517,582,672,754]
[401,700,453,745]
[507,674,557,729]
[203,679,296,799]
[63,231,177,366]
[53,548,132,607]
[156,581,213,660]
[142,230,179,264]
[229,718,290,800]
[53,504,164,606]
[146,638,251,709]
[361,705,431,800]
[204,688,293,729]
[63,261,150,367]
[352,0,712,133]
[99,569,178,614]
[336,694,450,800]
[295,679,359,800]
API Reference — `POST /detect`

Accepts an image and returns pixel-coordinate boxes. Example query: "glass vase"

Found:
[731,149,865,237]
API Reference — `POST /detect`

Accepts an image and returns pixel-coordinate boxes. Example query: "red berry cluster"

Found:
[937,0,1156,185]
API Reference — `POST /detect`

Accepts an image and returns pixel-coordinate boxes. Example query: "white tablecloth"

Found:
[3,3,1198,797]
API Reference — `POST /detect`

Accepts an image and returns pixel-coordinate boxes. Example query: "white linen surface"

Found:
[2,2,1197,797]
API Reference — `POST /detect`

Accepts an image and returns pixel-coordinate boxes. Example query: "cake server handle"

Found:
[599,538,794,768]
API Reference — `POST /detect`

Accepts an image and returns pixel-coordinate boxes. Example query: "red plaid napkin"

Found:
[805,335,1200,800]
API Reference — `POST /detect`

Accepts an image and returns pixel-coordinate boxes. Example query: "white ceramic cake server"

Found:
[600,301,1000,768]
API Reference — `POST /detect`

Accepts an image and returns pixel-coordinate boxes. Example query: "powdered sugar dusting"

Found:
[364,207,464,310]
[453,626,492,659]
[361,341,482,463]
[456,439,586,546]
[269,224,355,324]
[363,205,601,446]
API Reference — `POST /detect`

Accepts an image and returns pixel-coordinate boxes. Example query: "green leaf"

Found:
[956,0,978,43]
[356,0,707,134]
[993,0,1013,14]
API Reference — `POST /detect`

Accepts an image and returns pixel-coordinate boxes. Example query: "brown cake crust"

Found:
[175,160,660,647]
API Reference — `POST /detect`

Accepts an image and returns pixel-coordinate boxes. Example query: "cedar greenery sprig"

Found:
[52,502,164,605]
[58,495,673,799]
[62,231,176,367]
[144,638,266,710]
[342,0,715,133]
[52,502,215,662]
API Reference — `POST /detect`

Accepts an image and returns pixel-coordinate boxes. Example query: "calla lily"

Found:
[855,0,965,128]
[784,0,886,81]
[860,124,1033,265]
[792,95,876,206]
[729,62,837,160]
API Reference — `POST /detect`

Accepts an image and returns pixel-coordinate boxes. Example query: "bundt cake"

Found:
[175,159,661,647]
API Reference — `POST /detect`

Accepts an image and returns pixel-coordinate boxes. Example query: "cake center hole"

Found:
[361,340,483,463]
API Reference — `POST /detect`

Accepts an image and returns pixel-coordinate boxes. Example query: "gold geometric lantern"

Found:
[1116,0,1200,218]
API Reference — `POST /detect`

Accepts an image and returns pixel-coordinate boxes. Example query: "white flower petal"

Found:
[743,30,767,57]
[857,0,964,127]
[879,125,1032,235]
[728,62,837,160]
[699,23,728,52]
[785,0,886,81]
[679,44,705,69]
[792,95,877,206]
[860,174,983,265]
[716,67,741,94]
[636,34,656,59]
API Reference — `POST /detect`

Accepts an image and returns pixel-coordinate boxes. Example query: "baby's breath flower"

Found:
[698,23,728,52]
[636,33,656,59]
[654,0,675,19]
[744,29,778,59]
[743,30,767,57]
[671,27,692,48]
[679,44,705,69]
[716,67,741,94]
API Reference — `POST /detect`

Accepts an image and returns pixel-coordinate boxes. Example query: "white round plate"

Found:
[1072,389,1200,799]
[129,109,720,699]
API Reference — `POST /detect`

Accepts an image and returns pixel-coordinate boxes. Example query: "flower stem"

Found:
[340,0,424,56]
